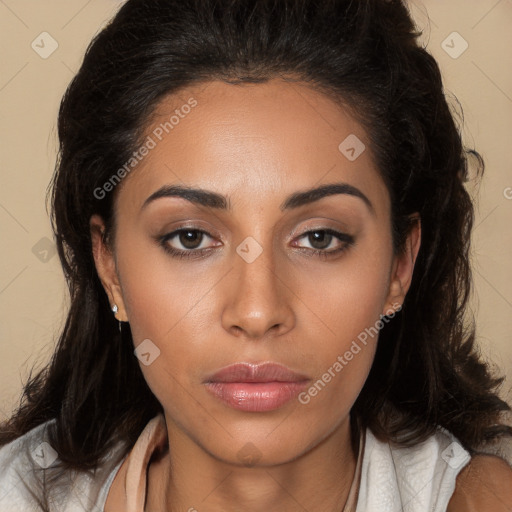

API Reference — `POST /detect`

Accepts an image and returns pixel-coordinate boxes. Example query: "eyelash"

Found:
[158,227,355,261]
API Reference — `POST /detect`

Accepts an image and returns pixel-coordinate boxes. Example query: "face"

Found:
[91,78,419,466]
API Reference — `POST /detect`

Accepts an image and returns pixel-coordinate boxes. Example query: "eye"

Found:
[292,229,354,258]
[159,228,218,259]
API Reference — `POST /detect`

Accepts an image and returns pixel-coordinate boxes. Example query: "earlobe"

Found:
[383,214,421,315]
[90,214,129,322]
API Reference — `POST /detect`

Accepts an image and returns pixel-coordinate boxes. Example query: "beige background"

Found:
[0,0,511,421]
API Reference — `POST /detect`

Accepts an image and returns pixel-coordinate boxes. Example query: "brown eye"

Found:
[293,228,355,259]
[158,227,220,260]
[178,230,204,249]
[307,231,333,250]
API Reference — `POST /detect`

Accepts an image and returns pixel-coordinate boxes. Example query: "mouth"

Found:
[203,362,310,412]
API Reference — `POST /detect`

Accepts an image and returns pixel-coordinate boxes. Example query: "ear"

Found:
[382,214,421,315]
[90,214,129,322]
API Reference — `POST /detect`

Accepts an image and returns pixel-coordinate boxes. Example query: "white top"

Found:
[0,415,471,511]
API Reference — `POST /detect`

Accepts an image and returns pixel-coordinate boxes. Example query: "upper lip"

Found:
[204,362,309,383]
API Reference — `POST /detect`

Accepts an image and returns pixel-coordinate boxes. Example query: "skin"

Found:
[91,78,423,511]
[448,454,512,510]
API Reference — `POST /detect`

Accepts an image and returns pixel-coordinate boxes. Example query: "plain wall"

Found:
[1,0,511,420]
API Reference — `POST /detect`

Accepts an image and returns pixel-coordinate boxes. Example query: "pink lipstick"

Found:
[204,362,309,412]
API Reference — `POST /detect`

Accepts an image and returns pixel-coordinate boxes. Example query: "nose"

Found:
[220,242,296,340]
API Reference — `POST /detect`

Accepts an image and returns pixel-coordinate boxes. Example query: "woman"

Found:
[1,0,511,510]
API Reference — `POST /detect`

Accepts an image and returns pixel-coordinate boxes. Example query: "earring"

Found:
[111,304,122,333]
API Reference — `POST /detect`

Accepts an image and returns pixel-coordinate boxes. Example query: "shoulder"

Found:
[0,420,51,511]
[359,426,472,512]
[0,420,127,511]
[447,453,512,511]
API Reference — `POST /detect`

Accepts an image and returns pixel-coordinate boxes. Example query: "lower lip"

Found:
[205,381,309,412]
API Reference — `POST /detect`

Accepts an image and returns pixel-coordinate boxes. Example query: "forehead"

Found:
[115,78,388,215]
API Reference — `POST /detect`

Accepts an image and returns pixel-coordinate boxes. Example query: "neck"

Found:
[147,415,359,512]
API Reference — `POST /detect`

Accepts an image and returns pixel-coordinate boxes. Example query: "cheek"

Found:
[300,243,392,343]
[291,243,392,406]
[114,230,210,343]
[113,231,218,395]
[293,283,383,427]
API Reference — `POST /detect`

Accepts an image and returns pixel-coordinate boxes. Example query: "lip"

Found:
[205,362,309,383]
[204,362,310,412]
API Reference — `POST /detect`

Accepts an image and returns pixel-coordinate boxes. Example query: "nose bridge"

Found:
[237,235,279,298]
[221,234,295,338]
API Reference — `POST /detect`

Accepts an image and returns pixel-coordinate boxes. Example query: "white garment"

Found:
[0,419,124,512]
[358,428,471,512]
[0,417,471,511]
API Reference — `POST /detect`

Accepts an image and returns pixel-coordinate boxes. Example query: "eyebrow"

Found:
[141,182,374,214]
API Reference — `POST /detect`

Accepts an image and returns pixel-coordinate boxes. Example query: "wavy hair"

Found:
[1,0,511,480]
